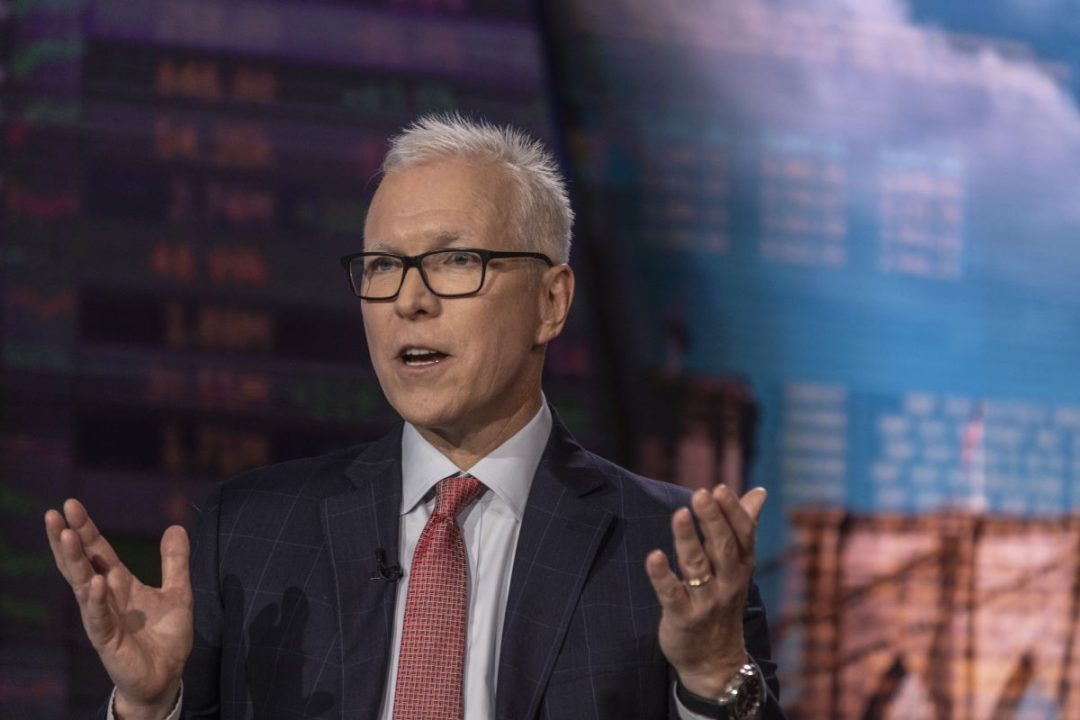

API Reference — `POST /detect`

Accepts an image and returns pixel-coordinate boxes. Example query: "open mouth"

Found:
[400,347,449,367]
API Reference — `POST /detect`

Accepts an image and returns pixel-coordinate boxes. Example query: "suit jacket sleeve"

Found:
[183,482,225,718]
[744,579,784,719]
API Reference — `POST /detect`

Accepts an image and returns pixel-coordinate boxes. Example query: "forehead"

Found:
[363,158,513,252]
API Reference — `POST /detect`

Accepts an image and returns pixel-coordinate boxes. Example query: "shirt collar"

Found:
[400,400,551,520]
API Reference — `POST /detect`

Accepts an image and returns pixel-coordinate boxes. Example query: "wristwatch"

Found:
[675,662,765,720]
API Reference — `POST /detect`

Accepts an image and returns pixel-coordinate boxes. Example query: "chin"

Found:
[388,393,460,431]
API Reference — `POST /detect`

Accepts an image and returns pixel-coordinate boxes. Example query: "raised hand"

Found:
[645,485,767,697]
[45,499,192,719]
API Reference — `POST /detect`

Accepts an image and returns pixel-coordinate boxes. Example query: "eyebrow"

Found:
[364,231,472,253]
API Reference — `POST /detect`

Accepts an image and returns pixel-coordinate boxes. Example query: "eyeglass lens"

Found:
[356,250,485,298]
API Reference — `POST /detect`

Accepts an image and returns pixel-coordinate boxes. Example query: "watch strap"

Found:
[676,680,732,719]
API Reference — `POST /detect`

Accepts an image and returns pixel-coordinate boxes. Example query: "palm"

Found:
[47,499,193,707]
[654,552,748,684]
[91,568,193,698]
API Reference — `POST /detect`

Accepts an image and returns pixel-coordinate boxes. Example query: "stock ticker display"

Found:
[2,0,605,714]
[543,0,1080,717]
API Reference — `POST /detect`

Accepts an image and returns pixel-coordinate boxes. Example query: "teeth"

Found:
[401,347,444,366]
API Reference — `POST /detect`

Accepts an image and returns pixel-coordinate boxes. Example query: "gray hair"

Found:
[382,114,573,264]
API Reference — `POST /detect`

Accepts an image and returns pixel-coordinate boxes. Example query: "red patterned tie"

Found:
[393,473,486,720]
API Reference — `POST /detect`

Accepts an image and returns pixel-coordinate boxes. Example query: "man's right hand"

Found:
[45,499,192,720]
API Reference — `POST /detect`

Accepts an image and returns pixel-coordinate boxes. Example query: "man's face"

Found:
[360,158,568,442]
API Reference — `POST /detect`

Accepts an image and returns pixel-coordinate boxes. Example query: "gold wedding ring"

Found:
[685,573,713,588]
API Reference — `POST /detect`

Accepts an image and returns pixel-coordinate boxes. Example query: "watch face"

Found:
[732,665,766,719]
[734,689,760,717]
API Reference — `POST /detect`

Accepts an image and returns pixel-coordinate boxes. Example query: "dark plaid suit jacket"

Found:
[178,412,783,719]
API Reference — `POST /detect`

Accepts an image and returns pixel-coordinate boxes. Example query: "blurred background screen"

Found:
[4,0,1080,717]
[542,1,1080,717]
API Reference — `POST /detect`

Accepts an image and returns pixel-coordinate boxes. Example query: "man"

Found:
[46,115,783,719]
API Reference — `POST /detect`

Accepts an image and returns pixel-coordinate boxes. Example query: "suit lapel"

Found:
[322,426,403,720]
[496,417,614,720]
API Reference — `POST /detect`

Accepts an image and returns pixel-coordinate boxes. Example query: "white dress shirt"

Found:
[377,402,551,719]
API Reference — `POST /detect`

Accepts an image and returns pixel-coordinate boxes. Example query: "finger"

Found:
[45,509,75,583]
[82,573,118,646]
[672,506,713,581]
[59,527,98,589]
[692,488,741,568]
[63,498,122,573]
[740,487,768,523]
[645,549,691,616]
[721,487,773,557]
[711,485,766,555]
[160,525,191,592]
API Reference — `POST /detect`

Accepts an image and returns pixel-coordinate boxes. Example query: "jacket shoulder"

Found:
[223,443,362,498]
[208,424,398,513]
[574,447,693,516]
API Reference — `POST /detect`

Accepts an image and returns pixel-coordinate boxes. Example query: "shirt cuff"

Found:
[674,682,721,720]
[106,683,183,720]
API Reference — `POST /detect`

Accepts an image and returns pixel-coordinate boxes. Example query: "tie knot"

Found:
[435,473,485,519]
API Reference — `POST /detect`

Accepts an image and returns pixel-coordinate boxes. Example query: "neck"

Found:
[416,393,544,470]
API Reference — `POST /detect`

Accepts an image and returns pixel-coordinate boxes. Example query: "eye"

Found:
[441,251,481,267]
[367,256,399,274]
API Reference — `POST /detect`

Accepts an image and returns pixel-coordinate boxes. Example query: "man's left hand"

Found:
[645,485,768,697]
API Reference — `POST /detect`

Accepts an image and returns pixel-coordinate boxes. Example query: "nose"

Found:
[393,264,439,317]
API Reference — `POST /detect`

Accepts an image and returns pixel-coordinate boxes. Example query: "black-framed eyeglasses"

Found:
[340,248,554,300]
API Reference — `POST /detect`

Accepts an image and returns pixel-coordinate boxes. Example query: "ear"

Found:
[534,264,575,345]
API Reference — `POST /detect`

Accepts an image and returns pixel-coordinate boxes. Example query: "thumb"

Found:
[160,526,190,592]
